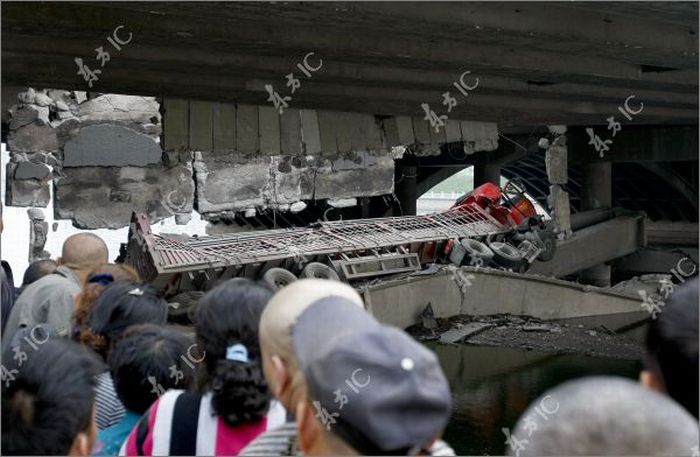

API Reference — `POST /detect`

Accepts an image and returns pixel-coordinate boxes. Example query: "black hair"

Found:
[645,278,699,418]
[2,338,102,455]
[21,259,57,287]
[194,278,274,427]
[108,324,195,414]
[82,280,168,360]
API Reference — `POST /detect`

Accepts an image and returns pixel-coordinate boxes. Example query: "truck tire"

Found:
[537,229,557,262]
[488,241,524,269]
[301,262,341,281]
[263,267,297,289]
[461,239,494,267]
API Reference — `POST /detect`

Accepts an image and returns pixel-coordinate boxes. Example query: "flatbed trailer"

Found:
[123,181,552,294]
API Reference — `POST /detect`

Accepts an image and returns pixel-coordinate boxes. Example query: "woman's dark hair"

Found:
[109,324,195,414]
[194,278,274,427]
[81,280,168,360]
[645,278,698,418]
[2,338,101,455]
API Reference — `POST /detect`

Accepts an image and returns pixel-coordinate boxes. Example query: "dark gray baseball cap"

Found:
[292,296,452,455]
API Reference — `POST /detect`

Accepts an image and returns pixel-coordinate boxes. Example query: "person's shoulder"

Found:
[238,422,297,457]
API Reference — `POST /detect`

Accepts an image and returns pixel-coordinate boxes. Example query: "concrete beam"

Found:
[363,266,646,329]
[528,213,646,277]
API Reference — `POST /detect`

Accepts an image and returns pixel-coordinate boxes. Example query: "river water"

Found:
[432,343,642,455]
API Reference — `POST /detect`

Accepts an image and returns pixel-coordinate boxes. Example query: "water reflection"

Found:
[431,343,642,455]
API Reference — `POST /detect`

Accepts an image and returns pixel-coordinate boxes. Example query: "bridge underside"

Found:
[1,2,697,285]
[2,2,698,129]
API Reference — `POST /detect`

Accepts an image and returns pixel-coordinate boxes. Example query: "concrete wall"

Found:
[5,88,500,229]
[363,266,647,329]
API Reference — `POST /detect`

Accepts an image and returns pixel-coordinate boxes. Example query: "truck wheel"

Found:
[537,229,557,262]
[488,241,524,269]
[263,267,298,289]
[461,239,494,267]
[301,262,341,281]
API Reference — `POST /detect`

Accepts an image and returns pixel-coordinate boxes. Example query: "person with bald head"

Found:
[240,279,366,456]
[240,279,455,456]
[3,232,108,345]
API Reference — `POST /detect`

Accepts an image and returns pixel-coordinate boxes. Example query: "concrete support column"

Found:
[473,158,501,186]
[580,161,612,286]
[544,128,572,239]
[395,163,418,216]
[581,162,612,210]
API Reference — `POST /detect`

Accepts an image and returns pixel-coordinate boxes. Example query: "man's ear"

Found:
[296,401,321,454]
[640,369,666,393]
[68,432,90,456]
[56,256,63,266]
[269,355,288,398]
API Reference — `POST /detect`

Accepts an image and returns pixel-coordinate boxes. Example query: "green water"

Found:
[432,344,642,455]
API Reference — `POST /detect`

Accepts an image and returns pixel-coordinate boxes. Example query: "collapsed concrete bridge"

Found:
[1,1,697,287]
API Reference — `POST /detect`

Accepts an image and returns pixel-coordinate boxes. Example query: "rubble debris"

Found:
[28,208,50,262]
[421,303,438,331]
[439,322,493,344]
[408,313,643,360]
[521,324,556,332]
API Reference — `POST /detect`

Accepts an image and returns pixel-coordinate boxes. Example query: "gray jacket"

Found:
[2,265,81,344]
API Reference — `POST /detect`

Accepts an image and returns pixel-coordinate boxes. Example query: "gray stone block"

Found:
[33,92,53,107]
[63,124,162,167]
[78,94,160,125]
[54,164,194,229]
[548,184,572,238]
[14,161,50,180]
[7,123,59,153]
[9,105,50,129]
[5,163,50,207]
[195,156,268,212]
[545,138,568,185]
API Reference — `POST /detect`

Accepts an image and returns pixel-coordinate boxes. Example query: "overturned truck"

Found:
[123,180,556,295]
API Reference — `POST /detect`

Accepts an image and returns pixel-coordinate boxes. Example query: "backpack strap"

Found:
[169,392,203,455]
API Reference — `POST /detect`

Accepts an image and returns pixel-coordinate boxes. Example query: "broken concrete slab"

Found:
[439,322,494,344]
[9,104,50,129]
[17,88,36,104]
[33,91,53,107]
[54,164,194,229]
[331,151,366,171]
[195,155,269,213]
[313,154,394,199]
[5,163,51,207]
[78,94,160,125]
[63,124,162,167]
[7,123,59,153]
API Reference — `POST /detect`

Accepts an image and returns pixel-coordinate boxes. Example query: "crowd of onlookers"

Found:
[0,226,698,456]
